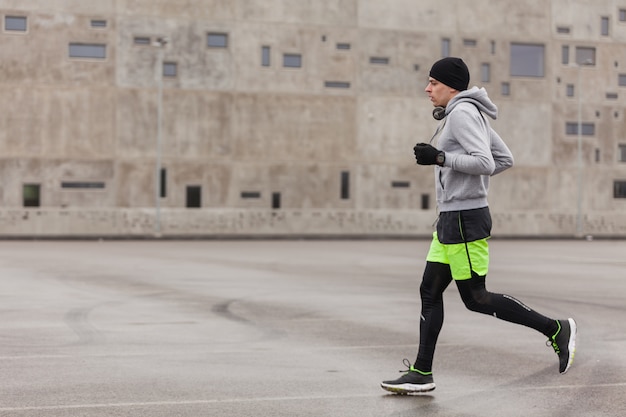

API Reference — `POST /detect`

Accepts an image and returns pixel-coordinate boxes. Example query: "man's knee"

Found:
[420,262,452,300]
[461,292,489,313]
[457,280,492,314]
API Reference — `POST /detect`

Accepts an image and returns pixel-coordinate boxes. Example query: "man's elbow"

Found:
[492,156,514,175]
[501,156,514,170]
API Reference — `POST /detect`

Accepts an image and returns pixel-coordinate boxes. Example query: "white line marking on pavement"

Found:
[0,394,376,412]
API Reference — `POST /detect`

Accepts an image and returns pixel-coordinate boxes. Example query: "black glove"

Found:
[413,143,445,166]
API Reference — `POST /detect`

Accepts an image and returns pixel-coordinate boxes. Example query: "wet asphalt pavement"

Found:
[0,239,625,416]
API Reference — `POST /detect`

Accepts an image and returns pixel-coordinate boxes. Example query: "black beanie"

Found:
[429,57,469,91]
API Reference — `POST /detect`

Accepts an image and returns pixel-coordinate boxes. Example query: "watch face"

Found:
[436,153,445,164]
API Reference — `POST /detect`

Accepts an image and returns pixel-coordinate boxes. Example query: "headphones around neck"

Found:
[432,106,446,120]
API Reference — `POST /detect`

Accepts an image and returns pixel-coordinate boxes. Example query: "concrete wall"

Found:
[0,0,624,238]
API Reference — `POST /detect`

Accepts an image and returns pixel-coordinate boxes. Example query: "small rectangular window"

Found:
[614,181,626,198]
[567,123,578,135]
[575,47,596,65]
[133,36,151,45]
[561,45,570,65]
[5,16,27,32]
[324,81,350,89]
[620,9,626,22]
[272,192,281,209]
[207,32,228,48]
[369,57,389,65]
[566,84,575,97]
[619,144,626,162]
[490,40,496,55]
[601,16,610,36]
[186,186,202,208]
[61,181,105,189]
[69,43,107,59]
[510,43,545,77]
[565,122,595,136]
[557,26,571,34]
[23,184,40,207]
[463,39,477,47]
[241,191,261,199]
[340,171,350,200]
[283,53,302,68]
[501,82,511,96]
[421,194,430,210]
[606,92,618,100]
[160,168,167,198]
[336,43,351,50]
[261,46,271,67]
[391,181,410,188]
[163,62,177,77]
[619,74,626,86]
[595,148,601,163]
[481,63,490,83]
[441,38,450,57]
[90,20,107,28]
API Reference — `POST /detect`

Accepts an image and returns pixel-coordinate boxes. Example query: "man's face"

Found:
[424,77,457,107]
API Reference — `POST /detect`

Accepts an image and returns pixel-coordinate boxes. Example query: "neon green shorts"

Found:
[426,232,490,280]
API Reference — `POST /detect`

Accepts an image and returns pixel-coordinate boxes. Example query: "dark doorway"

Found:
[23,184,41,207]
[272,192,281,209]
[186,185,201,208]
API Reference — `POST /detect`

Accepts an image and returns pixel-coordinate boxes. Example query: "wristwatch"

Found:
[436,151,446,166]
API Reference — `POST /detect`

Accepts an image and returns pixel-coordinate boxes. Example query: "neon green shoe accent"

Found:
[409,366,432,376]
[548,320,563,353]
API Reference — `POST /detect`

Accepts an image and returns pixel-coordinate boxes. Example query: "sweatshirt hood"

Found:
[446,86,498,120]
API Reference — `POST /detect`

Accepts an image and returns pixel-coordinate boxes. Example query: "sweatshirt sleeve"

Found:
[443,105,496,175]
[489,127,514,175]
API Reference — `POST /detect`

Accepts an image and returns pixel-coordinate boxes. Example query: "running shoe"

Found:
[381,359,436,394]
[547,318,577,374]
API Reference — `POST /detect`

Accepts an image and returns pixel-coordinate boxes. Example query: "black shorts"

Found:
[436,207,492,244]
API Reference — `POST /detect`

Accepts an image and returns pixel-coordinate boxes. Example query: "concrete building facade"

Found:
[0,0,625,237]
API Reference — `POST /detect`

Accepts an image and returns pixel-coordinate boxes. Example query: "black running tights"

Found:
[414,261,557,373]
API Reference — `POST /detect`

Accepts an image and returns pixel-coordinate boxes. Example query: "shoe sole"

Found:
[561,317,577,374]
[381,382,436,394]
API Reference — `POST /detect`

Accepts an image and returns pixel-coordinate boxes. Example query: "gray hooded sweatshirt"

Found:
[434,86,514,212]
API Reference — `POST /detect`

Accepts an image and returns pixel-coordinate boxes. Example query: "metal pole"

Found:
[576,64,582,237]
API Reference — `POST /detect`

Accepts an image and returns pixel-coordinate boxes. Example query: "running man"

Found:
[381,57,577,394]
